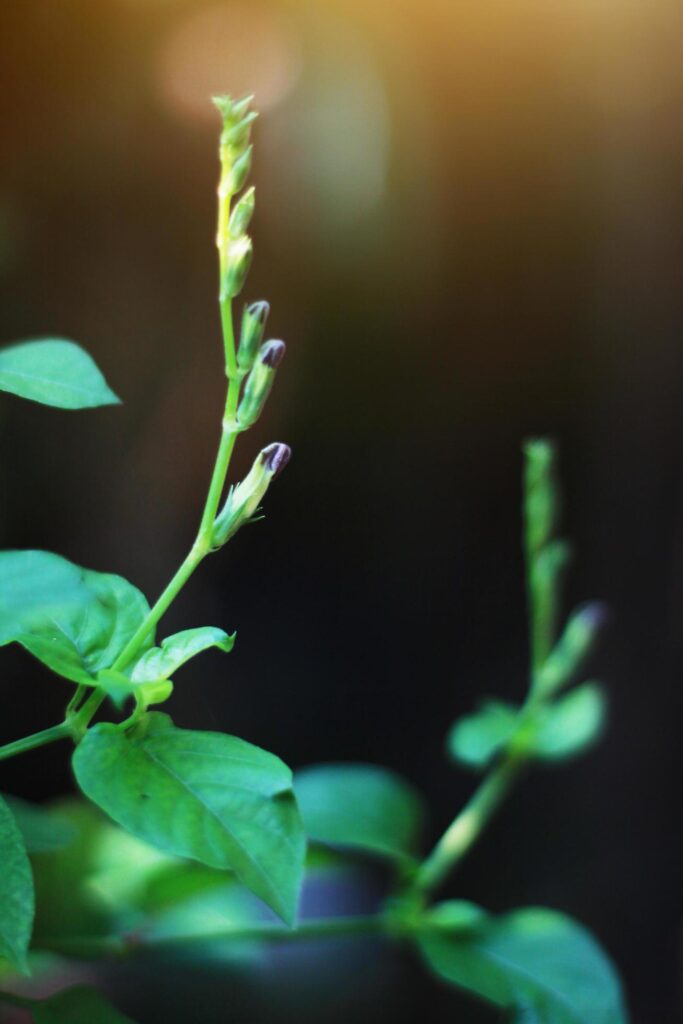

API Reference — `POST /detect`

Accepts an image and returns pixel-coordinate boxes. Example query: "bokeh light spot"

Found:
[156,1,302,121]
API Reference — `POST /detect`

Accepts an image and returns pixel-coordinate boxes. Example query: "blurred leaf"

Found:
[0,795,33,974]
[31,802,120,946]
[128,627,235,682]
[0,550,151,685]
[418,906,628,1022]
[448,685,606,770]
[533,684,606,761]
[73,713,306,926]
[2,795,76,853]
[31,985,136,1023]
[447,702,519,769]
[135,861,230,916]
[0,339,120,409]
[294,763,425,862]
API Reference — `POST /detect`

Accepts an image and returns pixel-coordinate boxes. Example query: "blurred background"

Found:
[0,0,681,1021]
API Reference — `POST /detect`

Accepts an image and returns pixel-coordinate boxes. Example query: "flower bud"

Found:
[213,95,257,160]
[211,442,292,548]
[221,235,253,300]
[237,340,286,428]
[226,145,252,194]
[524,438,560,556]
[229,186,255,238]
[536,601,609,696]
[237,301,270,372]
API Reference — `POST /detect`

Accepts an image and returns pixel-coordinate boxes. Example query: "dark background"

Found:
[0,1,681,1021]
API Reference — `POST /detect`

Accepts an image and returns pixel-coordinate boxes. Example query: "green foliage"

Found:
[295,763,425,864]
[532,683,606,760]
[0,795,34,974]
[127,627,235,682]
[418,906,627,1023]
[72,713,305,924]
[1,796,76,854]
[31,802,119,946]
[0,551,151,686]
[448,684,606,770]
[0,97,628,1020]
[448,702,519,768]
[0,339,119,409]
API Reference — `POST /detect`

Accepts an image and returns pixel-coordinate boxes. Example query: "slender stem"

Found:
[152,914,384,950]
[412,754,524,897]
[68,194,243,733]
[39,916,385,961]
[0,722,72,762]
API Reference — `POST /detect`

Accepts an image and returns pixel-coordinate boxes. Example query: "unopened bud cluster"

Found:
[214,95,258,303]
[210,96,291,550]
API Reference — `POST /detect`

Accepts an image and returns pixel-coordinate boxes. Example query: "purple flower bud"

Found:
[576,601,610,634]
[261,339,286,369]
[261,442,291,477]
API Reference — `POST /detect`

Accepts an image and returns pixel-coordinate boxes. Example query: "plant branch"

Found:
[0,722,72,762]
[39,916,385,961]
[412,753,525,898]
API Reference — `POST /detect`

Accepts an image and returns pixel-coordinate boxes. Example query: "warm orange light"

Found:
[156,1,302,121]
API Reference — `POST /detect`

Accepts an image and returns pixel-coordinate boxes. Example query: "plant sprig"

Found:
[0,98,628,1024]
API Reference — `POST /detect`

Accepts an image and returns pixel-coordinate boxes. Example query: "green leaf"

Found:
[418,906,628,1022]
[128,626,236,682]
[0,550,151,685]
[0,794,34,973]
[31,986,137,1023]
[0,339,120,409]
[294,763,425,863]
[2,795,76,853]
[533,684,606,760]
[447,701,519,769]
[72,713,306,925]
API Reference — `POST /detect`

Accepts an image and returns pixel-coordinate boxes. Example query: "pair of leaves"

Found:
[98,626,235,708]
[449,684,605,770]
[0,550,233,708]
[0,338,119,410]
[0,550,152,686]
[72,713,306,926]
[294,763,426,865]
[418,903,628,1022]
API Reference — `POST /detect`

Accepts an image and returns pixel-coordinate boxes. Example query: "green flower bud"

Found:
[221,235,253,300]
[536,602,608,697]
[213,95,257,161]
[237,340,285,428]
[224,111,258,150]
[211,442,291,548]
[524,438,560,556]
[237,300,270,372]
[229,186,255,238]
[227,145,252,194]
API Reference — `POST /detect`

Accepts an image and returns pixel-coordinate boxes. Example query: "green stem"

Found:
[40,916,385,961]
[0,722,72,762]
[412,754,524,897]
[70,225,242,732]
